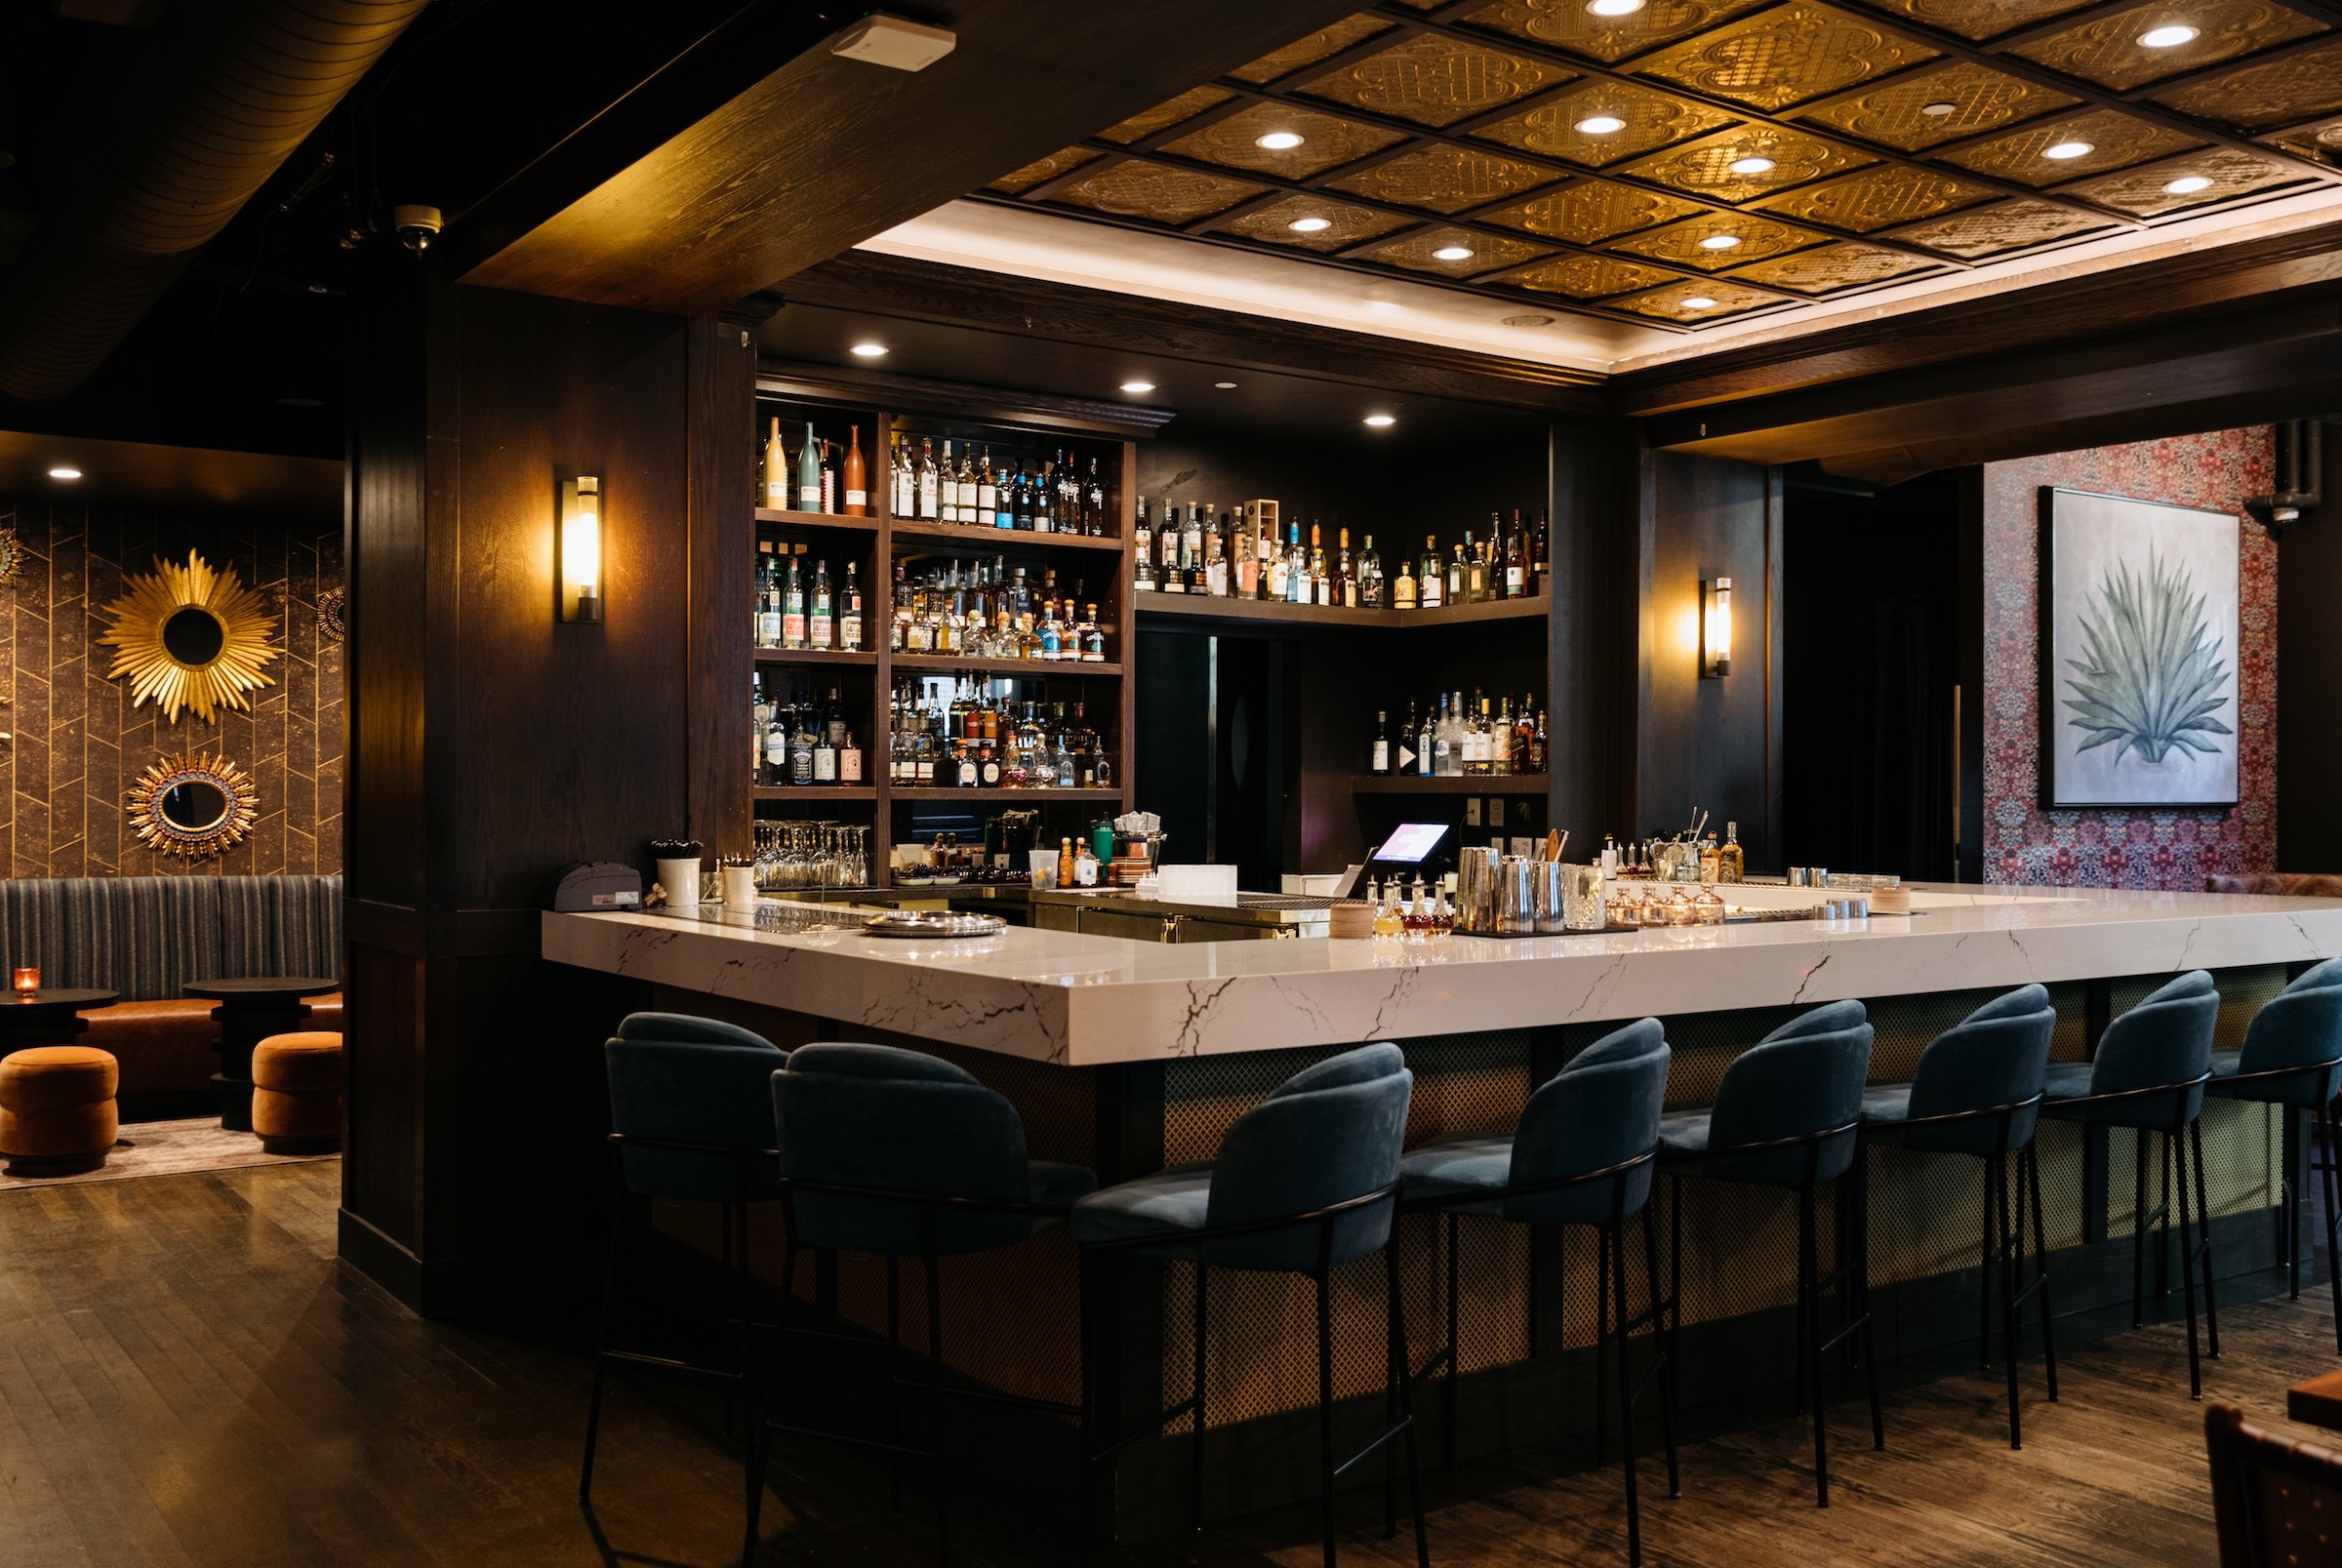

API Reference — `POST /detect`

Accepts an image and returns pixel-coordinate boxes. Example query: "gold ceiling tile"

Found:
[1047,161,1267,224]
[1612,280,1781,321]
[1229,15,1395,85]
[2006,0,2324,93]
[1725,241,1939,293]
[1465,0,1777,65]
[1217,197,1416,252]
[1619,125,1876,202]
[1501,255,1683,298]
[1099,87,1236,146]
[1883,197,2117,257]
[1297,30,1567,129]
[1752,163,1998,230]
[989,149,1102,195]
[1160,102,1407,179]
[1473,79,1739,167]
[1482,180,1706,242]
[1797,61,2079,151]
[2060,147,2314,217]
[1358,224,1555,275]
[2152,37,2342,130]
[1863,0,2118,41]
[1326,143,1563,212]
[1939,106,2200,184]
[1610,210,1831,268]
[2271,119,2342,163]
[1633,2,1938,112]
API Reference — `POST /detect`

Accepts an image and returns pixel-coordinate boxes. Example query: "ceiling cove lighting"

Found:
[1587,0,1645,14]
[1118,381,1155,393]
[1363,414,1396,428]
[1921,101,1958,117]
[2138,23,2200,46]
[1214,381,1238,389]
[1255,131,1305,150]
[1288,215,1333,232]
[1699,233,1742,250]
[2164,174,2214,194]
[2044,141,2094,160]
[1681,295,1717,308]
[1727,156,1776,176]
[1576,113,1627,135]
[849,342,888,357]
[1432,244,1474,261]
[47,466,83,480]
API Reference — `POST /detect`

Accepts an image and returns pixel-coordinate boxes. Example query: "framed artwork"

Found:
[2039,486,2240,809]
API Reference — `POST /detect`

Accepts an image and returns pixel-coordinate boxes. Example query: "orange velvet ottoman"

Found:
[251,1032,343,1154]
[0,1047,119,1175]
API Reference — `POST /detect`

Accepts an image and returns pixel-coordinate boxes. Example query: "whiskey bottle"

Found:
[840,563,863,651]
[1447,544,1467,607]
[808,559,833,650]
[1718,822,1745,884]
[782,554,807,650]
[755,543,782,648]
[1337,528,1357,609]
[1183,504,1205,588]
[1234,504,1260,599]
[916,438,940,520]
[1359,535,1383,609]
[762,417,787,509]
[1393,548,1417,611]
[937,440,958,523]
[1086,458,1108,537]
[1418,538,1443,609]
[1467,528,1489,602]
[1265,524,1288,601]
[1528,710,1548,775]
[1081,603,1107,663]
[797,422,823,513]
[891,435,913,517]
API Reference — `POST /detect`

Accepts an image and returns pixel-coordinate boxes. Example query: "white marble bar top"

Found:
[542,885,2342,1067]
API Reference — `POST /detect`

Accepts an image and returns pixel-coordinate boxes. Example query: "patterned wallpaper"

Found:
[1982,428,2276,889]
[0,501,343,878]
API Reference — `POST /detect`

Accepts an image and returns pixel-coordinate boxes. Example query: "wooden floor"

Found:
[0,1161,2331,1567]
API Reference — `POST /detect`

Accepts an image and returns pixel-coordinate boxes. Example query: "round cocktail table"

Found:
[0,988,118,1053]
[183,977,339,1132]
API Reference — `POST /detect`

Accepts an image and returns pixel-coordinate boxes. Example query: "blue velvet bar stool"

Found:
[1070,1043,1428,1568]
[584,1012,788,1506]
[2206,958,2342,1350]
[747,1042,1096,1567]
[1856,985,2057,1448]
[1399,1017,1676,1567]
[2039,970,2222,1396]
[1657,1000,1878,1507]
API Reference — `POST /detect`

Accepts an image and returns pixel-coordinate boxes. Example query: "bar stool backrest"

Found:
[1903,988,2054,1157]
[2237,961,2342,1105]
[1205,1042,1412,1272]
[1508,1031,1671,1227]
[604,1012,787,1202]
[1565,1016,1667,1071]
[2090,972,2218,1127]
[774,1042,1033,1256]
[1707,1004,1875,1186]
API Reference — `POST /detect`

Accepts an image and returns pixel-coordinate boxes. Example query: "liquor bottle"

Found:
[1489,697,1512,778]
[1081,603,1107,663]
[797,422,822,513]
[1265,523,1288,601]
[1462,695,1485,777]
[890,435,911,517]
[762,417,787,509]
[813,720,838,784]
[955,448,977,525]
[808,559,833,650]
[1057,838,1074,886]
[820,440,836,515]
[754,544,780,648]
[1233,504,1259,598]
[1183,504,1204,589]
[1285,525,1308,605]
[936,439,957,523]
[916,437,939,520]
[1448,544,1467,607]
[1529,709,1548,774]
[1393,548,1417,611]
[1431,695,1453,777]
[1204,510,1229,597]
[1253,510,1276,601]
[838,728,863,784]
[1418,538,1443,609]
[1007,463,1030,531]
[1534,511,1551,590]
[790,707,816,785]
[1085,459,1107,537]
[782,553,807,649]
[1719,822,1745,885]
[1469,527,1490,602]
[840,563,863,651]
[1416,701,1436,778]
[1306,523,1327,606]
[1371,709,1391,775]
[1033,462,1055,534]
[1359,535,1382,609]
[763,710,788,786]
[1505,513,1526,599]
[1512,699,1533,774]
[842,427,868,515]
[1337,528,1357,609]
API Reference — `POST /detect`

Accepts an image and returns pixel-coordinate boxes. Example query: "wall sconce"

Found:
[559,475,602,623]
[1701,576,1731,678]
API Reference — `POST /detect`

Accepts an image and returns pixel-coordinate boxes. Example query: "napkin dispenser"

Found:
[552,862,644,912]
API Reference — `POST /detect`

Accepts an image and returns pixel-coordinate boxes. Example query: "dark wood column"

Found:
[343,258,750,1314]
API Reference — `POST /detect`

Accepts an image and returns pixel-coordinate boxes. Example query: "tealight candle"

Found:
[11,967,39,999]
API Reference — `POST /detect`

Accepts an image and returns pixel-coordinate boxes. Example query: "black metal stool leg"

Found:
[886,1254,904,1510]
[1443,1211,1460,1472]
[1075,1249,1097,1568]
[1640,1205,1680,1500]
[1995,1155,2022,1450]
[2159,1128,2175,1300]
[743,1239,796,1567]
[2132,1127,2149,1328]
[1387,1241,1432,1568]
[1192,1260,1208,1535]
[2321,1102,2342,1355]
[1978,1160,1996,1369]
[1799,1177,1830,1508]
[720,1200,739,1440]
[2025,1145,2058,1403]
[580,1195,628,1504]
[1856,1155,1882,1454]
[2192,1119,2221,1359]
[1317,1266,1338,1568]
[1596,1221,1612,1466]
[1610,1217,1642,1567]
[2172,1129,2204,1399]
[1793,1187,1810,1420]
[924,1250,950,1566]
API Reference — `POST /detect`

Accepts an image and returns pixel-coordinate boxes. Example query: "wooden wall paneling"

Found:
[2279,427,2342,873]
[1958,466,1988,883]
[691,316,758,860]
[1548,418,1638,845]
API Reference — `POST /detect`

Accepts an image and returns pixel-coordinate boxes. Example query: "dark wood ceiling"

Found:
[977,0,2342,334]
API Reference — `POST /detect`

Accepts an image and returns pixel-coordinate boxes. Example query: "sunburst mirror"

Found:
[98,550,280,723]
[126,749,259,859]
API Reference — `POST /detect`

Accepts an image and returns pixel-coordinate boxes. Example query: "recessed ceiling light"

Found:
[1432,244,1474,261]
[1119,381,1155,393]
[1214,381,1238,389]
[2164,174,2214,194]
[2138,22,2199,46]
[1363,414,1396,427]
[1920,101,1958,117]
[1288,215,1333,232]
[1255,131,1305,150]
[2044,141,2094,160]
[1587,0,1644,14]
[1699,233,1742,250]
[1681,296,1717,309]
[1575,113,1627,135]
[1727,156,1776,176]
[46,466,82,480]
[849,342,888,357]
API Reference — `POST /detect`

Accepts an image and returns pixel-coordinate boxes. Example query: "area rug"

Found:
[0,1117,337,1191]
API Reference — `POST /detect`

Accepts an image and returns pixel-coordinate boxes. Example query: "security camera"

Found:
[391,204,444,253]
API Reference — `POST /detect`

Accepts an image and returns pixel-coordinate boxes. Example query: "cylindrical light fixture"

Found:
[1701,576,1732,678]
[11,966,39,999]
[560,476,603,623]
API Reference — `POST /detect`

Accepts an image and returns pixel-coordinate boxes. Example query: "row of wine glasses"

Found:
[753,821,870,890]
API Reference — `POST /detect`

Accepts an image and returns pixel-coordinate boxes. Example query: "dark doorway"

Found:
[1135,627,1293,889]
[1783,467,1962,883]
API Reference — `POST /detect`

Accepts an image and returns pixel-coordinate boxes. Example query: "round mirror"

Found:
[158,780,231,833]
[160,606,228,666]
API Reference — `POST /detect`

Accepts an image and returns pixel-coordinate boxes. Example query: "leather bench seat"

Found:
[76,993,342,1106]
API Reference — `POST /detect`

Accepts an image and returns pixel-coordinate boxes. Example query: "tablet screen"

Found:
[1376,823,1450,863]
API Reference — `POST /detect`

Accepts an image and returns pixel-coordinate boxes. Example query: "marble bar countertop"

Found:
[542,885,2342,1067]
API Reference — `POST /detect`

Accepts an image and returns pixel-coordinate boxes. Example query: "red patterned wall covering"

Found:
[0,500,343,877]
[1981,428,2275,889]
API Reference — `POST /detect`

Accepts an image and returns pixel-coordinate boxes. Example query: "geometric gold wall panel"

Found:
[1218,197,1414,251]
[1099,87,1236,145]
[1481,181,1706,243]
[1883,197,2118,258]
[1473,79,1738,165]
[1161,103,1406,179]
[2150,36,2342,130]
[1634,2,1939,111]
[1754,163,1998,231]
[1051,161,1266,223]
[1620,125,1877,201]
[1229,15,1395,85]
[1326,143,1560,211]
[2060,148,2311,218]
[1795,60,2080,150]
[1939,106,2201,185]
[1611,209,1830,268]
[1725,239,1940,292]
[2005,0,2322,94]
[989,148,1102,195]
[1464,0,1778,64]
[1501,254,1684,298]
[1357,225,1555,275]
[1296,29,1567,128]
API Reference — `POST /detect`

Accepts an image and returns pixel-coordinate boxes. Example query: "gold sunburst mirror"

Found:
[98,550,280,723]
[127,749,259,859]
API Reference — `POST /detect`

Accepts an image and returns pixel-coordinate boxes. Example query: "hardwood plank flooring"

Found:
[0,1160,2332,1567]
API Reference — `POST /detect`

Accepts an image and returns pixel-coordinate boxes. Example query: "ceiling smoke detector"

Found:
[831,14,957,71]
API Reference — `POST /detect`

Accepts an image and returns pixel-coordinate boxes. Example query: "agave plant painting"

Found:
[2042,488,2240,808]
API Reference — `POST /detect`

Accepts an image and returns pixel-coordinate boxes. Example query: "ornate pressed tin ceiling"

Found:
[975,0,2342,334]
